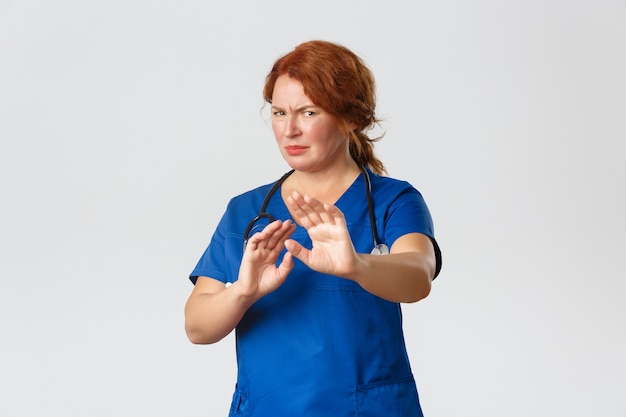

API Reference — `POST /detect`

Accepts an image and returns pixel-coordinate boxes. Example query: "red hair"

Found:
[263,40,386,175]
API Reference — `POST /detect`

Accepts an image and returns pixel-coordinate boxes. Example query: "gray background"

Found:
[1,1,625,416]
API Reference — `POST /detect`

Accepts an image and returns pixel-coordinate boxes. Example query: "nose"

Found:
[284,115,301,138]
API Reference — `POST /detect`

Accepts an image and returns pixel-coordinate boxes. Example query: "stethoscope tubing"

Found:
[243,167,387,254]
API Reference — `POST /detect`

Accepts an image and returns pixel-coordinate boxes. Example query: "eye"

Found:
[304,111,315,116]
[273,110,285,116]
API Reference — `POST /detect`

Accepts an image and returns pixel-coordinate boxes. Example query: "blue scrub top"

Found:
[190,170,439,417]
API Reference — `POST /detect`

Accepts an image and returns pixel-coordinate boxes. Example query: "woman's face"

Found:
[271,75,350,173]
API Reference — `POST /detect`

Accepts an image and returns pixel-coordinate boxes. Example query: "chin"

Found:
[282,158,310,172]
[288,163,322,174]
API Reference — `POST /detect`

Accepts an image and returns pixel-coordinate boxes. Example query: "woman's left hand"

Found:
[284,191,358,277]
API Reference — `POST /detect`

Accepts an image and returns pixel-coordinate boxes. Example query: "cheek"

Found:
[271,120,282,138]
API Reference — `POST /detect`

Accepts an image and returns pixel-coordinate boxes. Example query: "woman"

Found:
[185,40,442,416]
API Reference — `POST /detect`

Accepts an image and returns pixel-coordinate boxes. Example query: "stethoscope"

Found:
[243,166,390,255]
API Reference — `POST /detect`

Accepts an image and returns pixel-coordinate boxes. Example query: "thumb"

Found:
[284,239,309,264]
[276,251,295,279]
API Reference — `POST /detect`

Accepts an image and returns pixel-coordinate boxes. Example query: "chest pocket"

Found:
[316,274,366,292]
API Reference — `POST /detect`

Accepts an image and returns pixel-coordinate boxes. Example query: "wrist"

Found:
[342,253,367,283]
[229,281,260,307]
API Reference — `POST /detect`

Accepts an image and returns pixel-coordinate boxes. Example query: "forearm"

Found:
[185,221,296,344]
[184,282,256,344]
[345,252,434,303]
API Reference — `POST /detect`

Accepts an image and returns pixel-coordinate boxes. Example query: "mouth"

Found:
[285,146,308,156]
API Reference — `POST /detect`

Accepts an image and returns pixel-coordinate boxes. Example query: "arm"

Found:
[185,277,257,344]
[284,192,436,303]
[345,232,435,303]
[185,219,296,344]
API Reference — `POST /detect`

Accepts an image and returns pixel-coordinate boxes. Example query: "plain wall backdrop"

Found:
[1,1,625,416]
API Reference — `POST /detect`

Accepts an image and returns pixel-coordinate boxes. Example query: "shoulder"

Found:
[227,181,274,209]
[368,171,434,227]
[212,181,276,232]
[369,171,425,201]
[228,170,293,208]
[371,173,413,188]
[229,183,269,203]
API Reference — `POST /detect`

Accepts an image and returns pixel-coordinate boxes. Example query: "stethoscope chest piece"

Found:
[370,243,390,255]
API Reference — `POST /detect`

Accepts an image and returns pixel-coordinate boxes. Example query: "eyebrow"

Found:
[271,104,319,112]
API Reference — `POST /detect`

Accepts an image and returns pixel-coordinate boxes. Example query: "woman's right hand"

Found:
[185,219,296,344]
[237,219,296,299]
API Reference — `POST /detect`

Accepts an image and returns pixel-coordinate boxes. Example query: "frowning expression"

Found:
[271,75,350,172]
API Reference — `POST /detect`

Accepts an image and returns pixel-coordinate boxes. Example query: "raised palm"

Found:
[284,192,358,277]
[238,219,296,298]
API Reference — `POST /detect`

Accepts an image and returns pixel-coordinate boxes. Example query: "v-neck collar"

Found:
[270,170,366,223]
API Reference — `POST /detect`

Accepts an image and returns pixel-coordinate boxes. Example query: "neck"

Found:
[284,162,362,204]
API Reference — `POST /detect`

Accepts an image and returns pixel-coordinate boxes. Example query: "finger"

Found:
[324,203,346,226]
[288,193,326,227]
[303,195,336,225]
[261,220,287,250]
[245,225,277,254]
[276,251,294,281]
[286,194,315,229]
[257,217,282,237]
[318,201,340,225]
[266,220,296,250]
